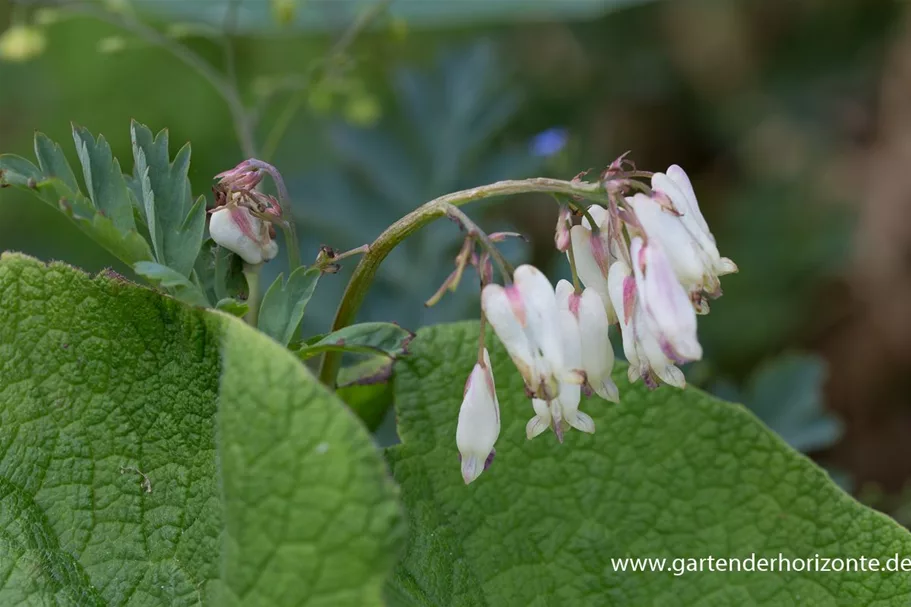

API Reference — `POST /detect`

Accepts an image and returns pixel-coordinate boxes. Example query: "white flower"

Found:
[568,205,622,322]
[526,308,595,441]
[209,203,279,265]
[481,265,581,399]
[555,280,619,402]
[626,165,736,304]
[456,348,500,484]
[607,259,685,389]
[630,237,702,363]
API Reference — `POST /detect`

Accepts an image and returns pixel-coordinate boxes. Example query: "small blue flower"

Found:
[529,128,569,158]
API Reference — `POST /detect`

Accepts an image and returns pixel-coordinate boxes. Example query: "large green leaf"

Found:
[34,132,79,193]
[387,322,911,606]
[0,253,402,605]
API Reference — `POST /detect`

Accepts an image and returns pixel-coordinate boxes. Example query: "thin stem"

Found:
[279,222,301,269]
[61,2,257,157]
[241,159,300,269]
[317,176,609,387]
[260,0,392,161]
[622,179,652,195]
[442,203,513,283]
[566,199,602,233]
[621,170,655,180]
[329,244,370,264]
[310,243,370,271]
[242,264,262,326]
[565,230,583,294]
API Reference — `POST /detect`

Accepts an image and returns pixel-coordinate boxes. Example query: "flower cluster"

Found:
[456,163,736,484]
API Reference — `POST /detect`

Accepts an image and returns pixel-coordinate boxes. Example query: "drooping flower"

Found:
[526,308,595,441]
[630,237,702,363]
[607,259,685,389]
[555,280,619,402]
[626,165,737,307]
[209,202,279,265]
[456,348,500,484]
[481,265,582,400]
[568,205,623,322]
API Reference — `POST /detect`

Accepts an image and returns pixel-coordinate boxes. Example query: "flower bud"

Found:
[554,205,572,252]
[209,204,278,265]
[456,348,500,484]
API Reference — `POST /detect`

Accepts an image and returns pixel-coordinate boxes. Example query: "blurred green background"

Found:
[2,0,909,515]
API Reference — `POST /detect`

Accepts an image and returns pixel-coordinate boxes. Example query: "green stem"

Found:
[442,203,514,283]
[260,0,393,161]
[566,199,602,233]
[65,3,257,157]
[243,264,262,326]
[279,221,301,269]
[317,177,609,387]
[565,227,583,294]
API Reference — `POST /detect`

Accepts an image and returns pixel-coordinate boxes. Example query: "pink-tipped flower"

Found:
[630,237,702,364]
[209,204,278,265]
[481,265,581,400]
[568,205,623,322]
[607,259,685,389]
[626,165,737,304]
[555,280,619,403]
[456,348,500,484]
[526,307,595,441]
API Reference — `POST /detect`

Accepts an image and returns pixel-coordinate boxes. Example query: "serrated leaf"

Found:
[386,322,911,606]
[72,124,136,232]
[257,266,321,346]
[130,120,205,277]
[0,153,43,185]
[297,322,414,360]
[71,199,156,265]
[133,260,211,307]
[0,155,155,266]
[0,253,402,605]
[34,132,79,192]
